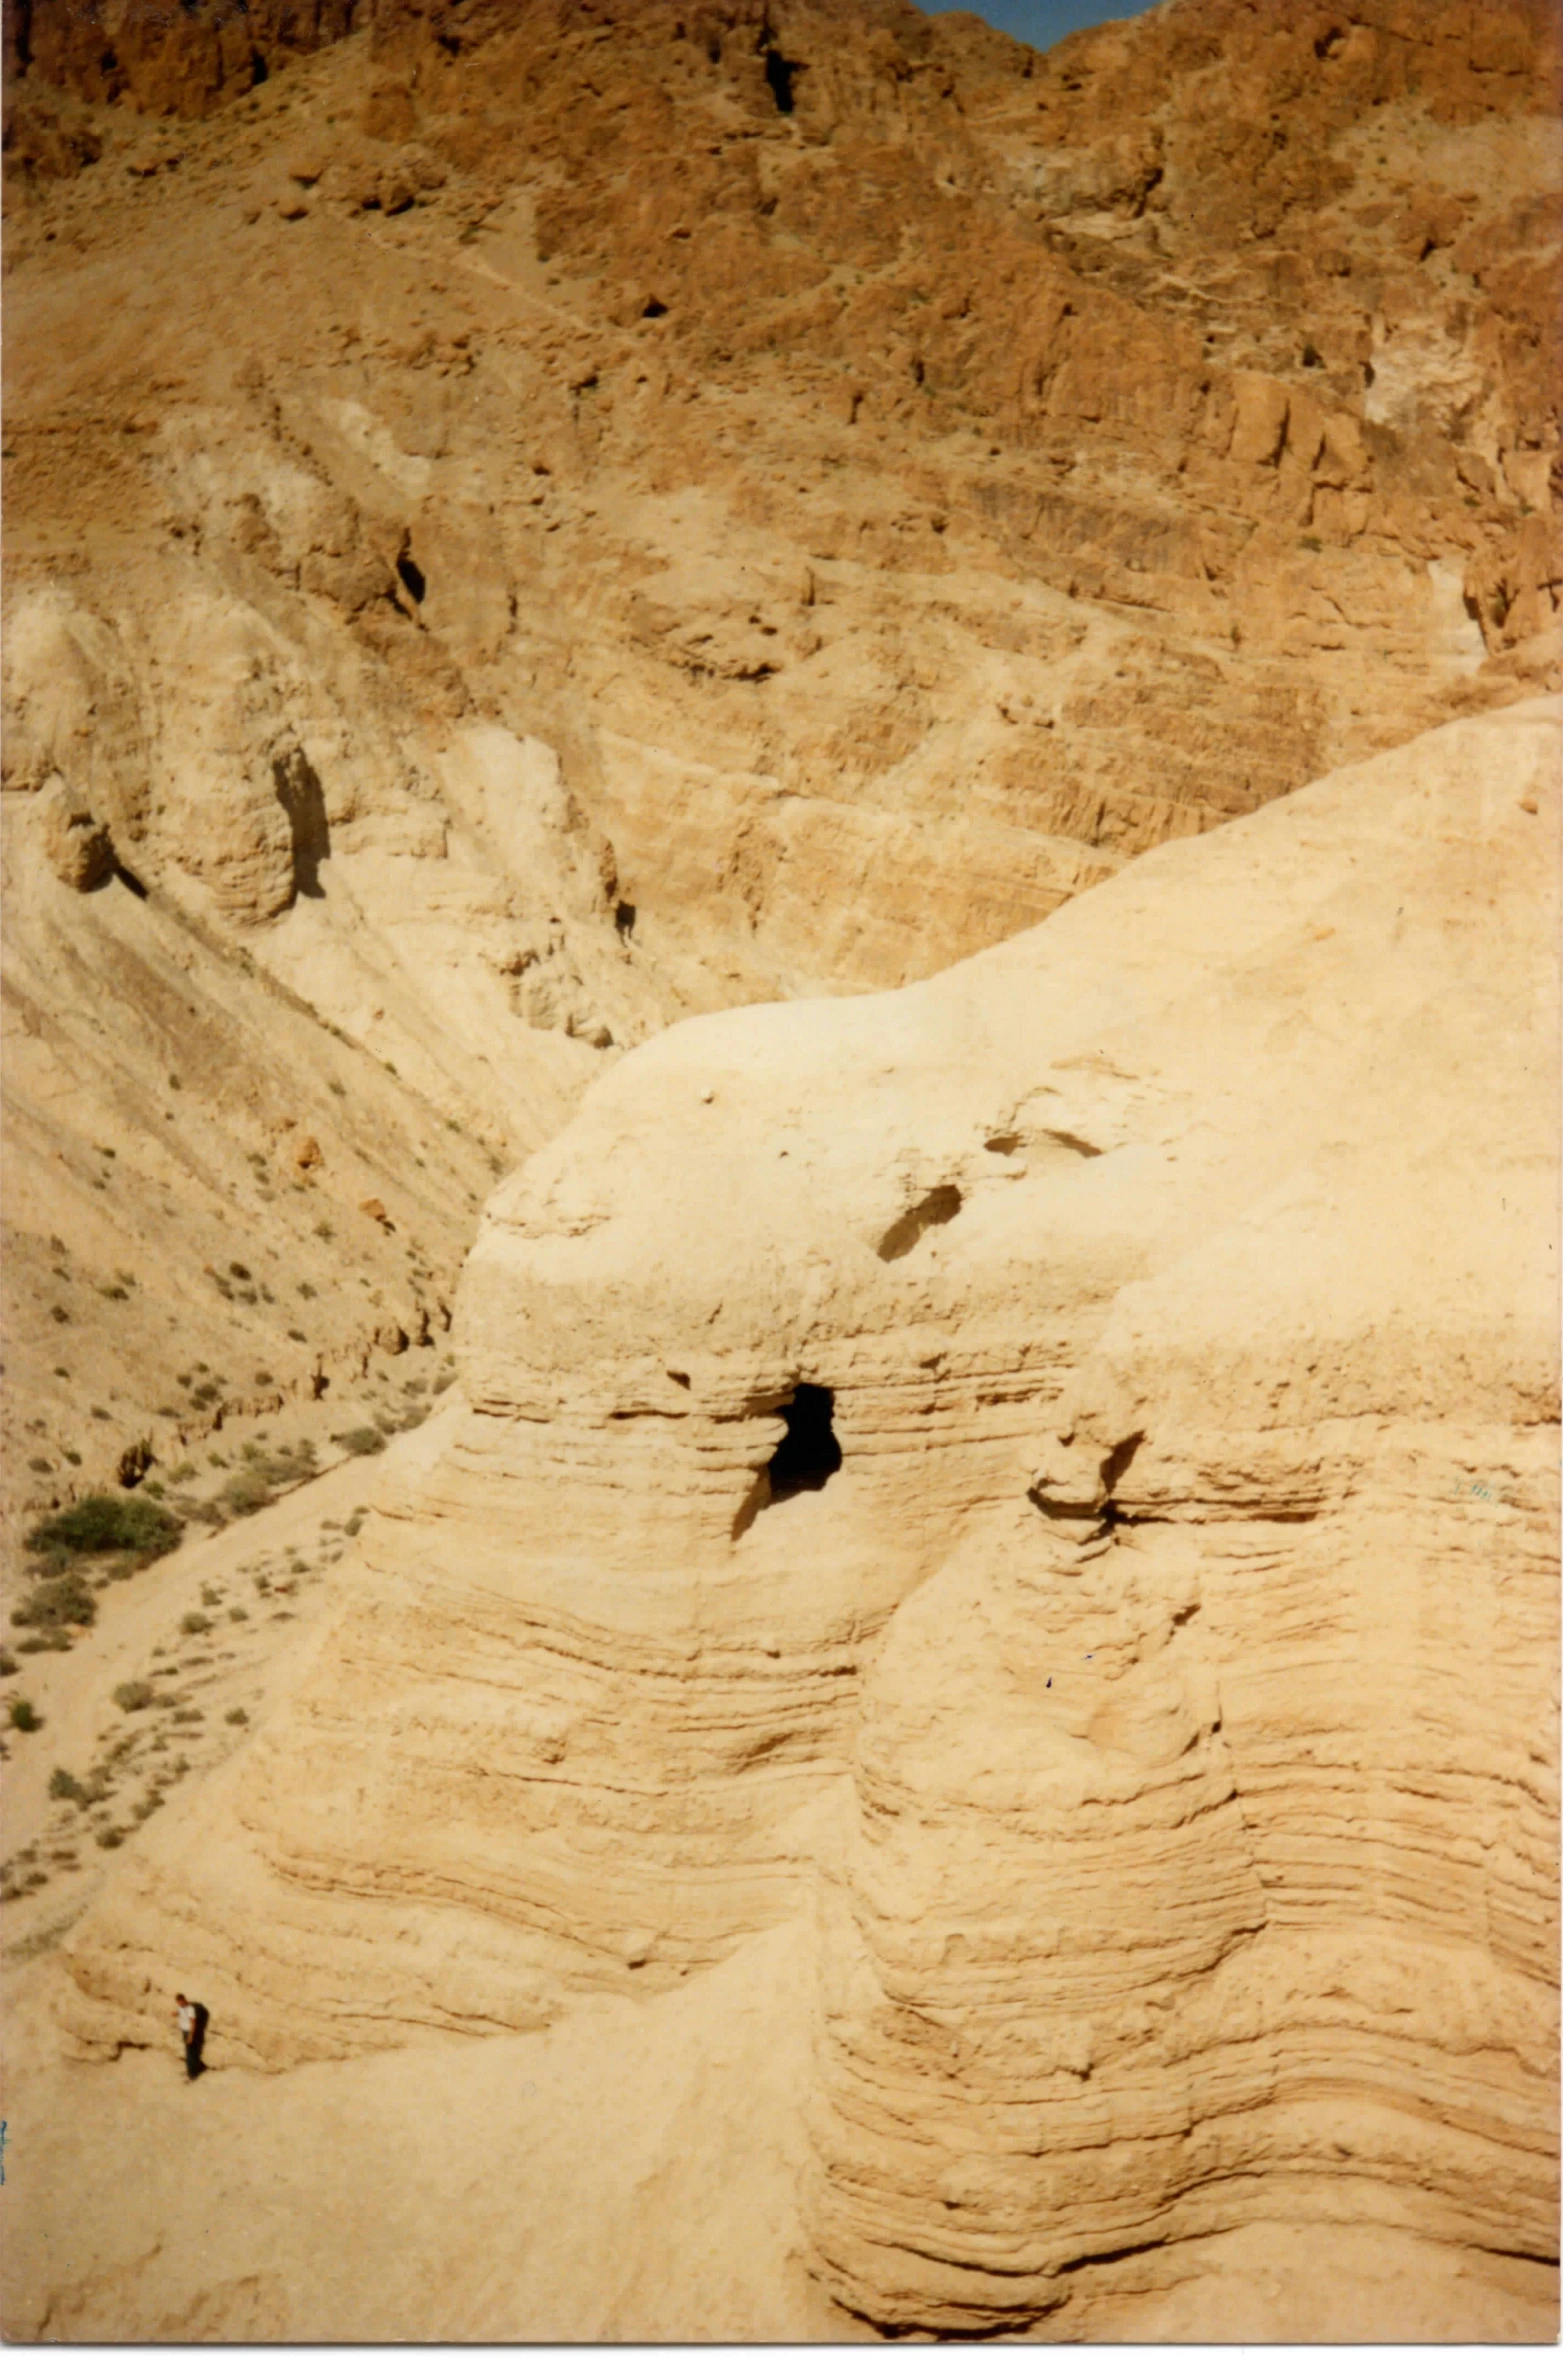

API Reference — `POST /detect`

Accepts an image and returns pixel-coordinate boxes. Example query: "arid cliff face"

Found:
[2,0,1559,2334]
[58,699,1560,2333]
[3,0,1558,1525]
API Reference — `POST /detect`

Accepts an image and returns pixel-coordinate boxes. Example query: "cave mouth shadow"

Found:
[273,747,330,899]
[731,1383,843,1540]
[767,1383,842,1500]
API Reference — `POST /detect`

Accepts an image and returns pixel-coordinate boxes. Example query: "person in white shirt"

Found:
[174,1991,204,2080]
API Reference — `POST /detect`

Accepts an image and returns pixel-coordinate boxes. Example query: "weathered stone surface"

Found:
[34,775,115,890]
[58,699,1560,2332]
[4,0,1558,1523]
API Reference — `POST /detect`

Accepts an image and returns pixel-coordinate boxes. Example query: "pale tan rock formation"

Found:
[59,700,1560,2333]
[4,0,1558,1524]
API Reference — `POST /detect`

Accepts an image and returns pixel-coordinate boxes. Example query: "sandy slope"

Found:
[1,1915,845,2343]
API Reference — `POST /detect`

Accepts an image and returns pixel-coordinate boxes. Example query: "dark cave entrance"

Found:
[767,1383,841,1501]
[761,44,802,114]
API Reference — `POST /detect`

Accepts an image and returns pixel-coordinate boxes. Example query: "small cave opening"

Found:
[614,899,637,939]
[761,45,802,113]
[641,296,668,319]
[395,549,427,606]
[249,48,269,83]
[766,1383,841,1502]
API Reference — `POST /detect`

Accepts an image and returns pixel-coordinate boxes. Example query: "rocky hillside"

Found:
[52,698,1560,2337]
[3,0,1558,1533]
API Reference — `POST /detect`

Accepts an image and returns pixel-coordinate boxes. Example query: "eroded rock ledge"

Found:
[60,702,1559,2332]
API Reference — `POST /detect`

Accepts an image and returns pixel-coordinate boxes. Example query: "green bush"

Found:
[113,1681,155,1713]
[180,1612,211,1636]
[225,1706,249,1726]
[48,1766,85,1802]
[25,1493,182,1566]
[12,1570,96,1631]
[9,1697,42,1733]
[334,1427,386,1457]
[221,1470,272,1517]
[95,1826,123,1850]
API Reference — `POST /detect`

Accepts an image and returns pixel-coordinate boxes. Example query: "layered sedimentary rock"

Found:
[4,0,1559,1517]
[62,700,1560,2331]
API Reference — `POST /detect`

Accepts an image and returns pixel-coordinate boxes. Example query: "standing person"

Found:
[174,1991,205,2080]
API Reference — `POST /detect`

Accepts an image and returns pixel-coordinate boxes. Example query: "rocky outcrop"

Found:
[59,701,1560,2332]
[5,0,1558,1517]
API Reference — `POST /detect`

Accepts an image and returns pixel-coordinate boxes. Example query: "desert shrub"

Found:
[95,1826,123,1850]
[63,1449,82,1466]
[229,1606,249,1622]
[27,1455,50,1474]
[334,1427,386,1457]
[0,1650,16,1677]
[173,1706,204,1724]
[18,1633,72,1655]
[221,1470,272,1517]
[9,1698,42,1732]
[13,1570,97,1631]
[432,1369,456,1395]
[132,1794,163,1821]
[343,1511,366,1537]
[49,1766,85,1802]
[225,1706,249,1726]
[25,1493,181,1565]
[180,1612,211,1637]
[113,1680,155,1713]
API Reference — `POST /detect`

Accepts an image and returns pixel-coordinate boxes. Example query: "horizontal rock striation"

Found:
[59,700,1559,2329]
[6,0,1559,1512]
